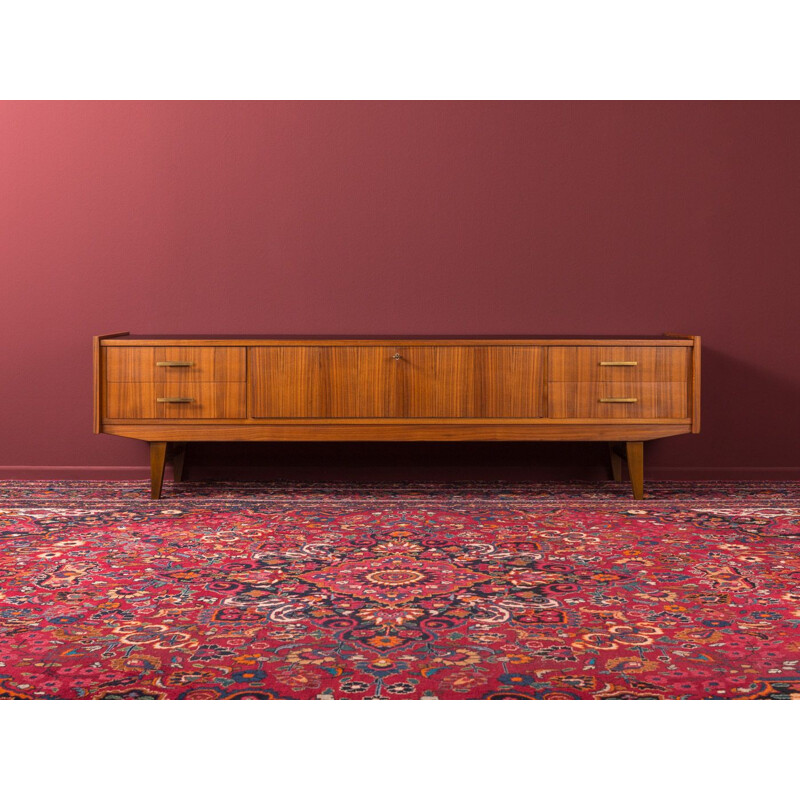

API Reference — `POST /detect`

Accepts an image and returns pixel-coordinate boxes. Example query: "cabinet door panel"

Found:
[395,347,472,417]
[249,345,544,419]
[249,347,393,418]
[397,346,543,418]
[475,346,544,418]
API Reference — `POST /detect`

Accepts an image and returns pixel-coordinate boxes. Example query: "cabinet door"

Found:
[249,345,544,419]
[396,346,543,418]
[249,347,394,418]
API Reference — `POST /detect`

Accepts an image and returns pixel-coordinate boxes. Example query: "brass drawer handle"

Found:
[599,361,638,366]
[599,397,638,403]
[156,397,194,403]
[156,361,194,367]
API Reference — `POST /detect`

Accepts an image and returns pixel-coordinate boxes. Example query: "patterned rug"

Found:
[0,480,799,699]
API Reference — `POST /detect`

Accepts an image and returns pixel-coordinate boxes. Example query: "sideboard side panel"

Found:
[93,332,129,434]
[691,336,701,433]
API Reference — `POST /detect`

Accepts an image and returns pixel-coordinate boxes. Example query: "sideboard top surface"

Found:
[102,334,697,346]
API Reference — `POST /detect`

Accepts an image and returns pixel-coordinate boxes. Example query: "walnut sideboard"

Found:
[93,334,700,499]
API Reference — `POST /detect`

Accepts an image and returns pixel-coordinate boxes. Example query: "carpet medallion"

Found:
[0,481,799,699]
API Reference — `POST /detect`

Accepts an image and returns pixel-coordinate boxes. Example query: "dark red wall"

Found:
[1,101,798,480]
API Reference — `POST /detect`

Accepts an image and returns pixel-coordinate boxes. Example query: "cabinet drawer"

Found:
[106,382,246,419]
[106,347,245,382]
[548,382,688,419]
[548,347,689,383]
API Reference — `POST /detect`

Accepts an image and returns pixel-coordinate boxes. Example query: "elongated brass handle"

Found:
[156,397,194,403]
[156,361,194,367]
[599,397,638,403]
[599,361,638,366]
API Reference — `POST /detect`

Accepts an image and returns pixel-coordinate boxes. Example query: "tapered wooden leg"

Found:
[626,441,644,500]
[171,443,186,483]
[609,443,624,482]
[150,442,167,500]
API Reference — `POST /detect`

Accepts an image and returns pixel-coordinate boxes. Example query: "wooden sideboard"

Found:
[94,334,700,499]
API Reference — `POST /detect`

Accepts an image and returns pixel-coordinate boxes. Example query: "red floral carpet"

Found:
[1,481,799,699]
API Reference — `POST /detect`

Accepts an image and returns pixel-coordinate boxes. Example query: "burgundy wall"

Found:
[1,101,799,480]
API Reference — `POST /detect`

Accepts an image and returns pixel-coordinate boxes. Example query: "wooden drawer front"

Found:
[249,346,544,418]
[548,347,689,383]
[548,382,688,419]
[106,382,246,419]
[106,347,245,382]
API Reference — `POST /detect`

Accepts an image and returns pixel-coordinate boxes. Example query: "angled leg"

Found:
[171,443,186,483]
[609,442,624,482]
[150,442,168,500]
[626,441,644,500]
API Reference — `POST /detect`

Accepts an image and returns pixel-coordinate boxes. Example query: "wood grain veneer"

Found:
[249,346,543,419]
[105,347,245,382]
[548,346,690,382]
[104,422,691,442]
[106,382,246,419]
[95,334,701,499]
[548,382,689,419]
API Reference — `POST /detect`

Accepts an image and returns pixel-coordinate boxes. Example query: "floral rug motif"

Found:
[0,481,799,699]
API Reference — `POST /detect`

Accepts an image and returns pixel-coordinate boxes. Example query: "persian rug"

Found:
[0,480,798,700]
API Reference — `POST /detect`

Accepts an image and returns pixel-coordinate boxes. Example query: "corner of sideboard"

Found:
[690,335,701,433]
[93,331,129,434]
